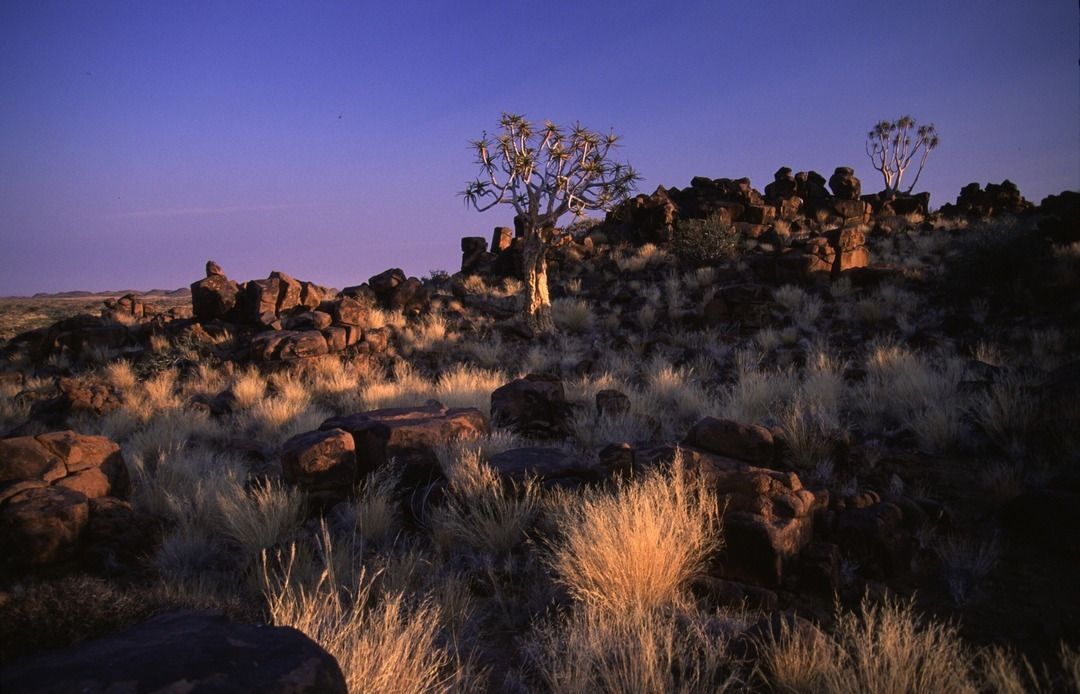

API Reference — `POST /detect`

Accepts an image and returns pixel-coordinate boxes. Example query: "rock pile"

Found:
[940,180,1033,217]
[0,431,146,568]
[190,263,433,361]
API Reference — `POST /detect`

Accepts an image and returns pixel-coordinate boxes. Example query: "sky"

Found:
[1,1,1077,295]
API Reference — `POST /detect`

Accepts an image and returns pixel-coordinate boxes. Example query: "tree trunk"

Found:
[522,229,554,333]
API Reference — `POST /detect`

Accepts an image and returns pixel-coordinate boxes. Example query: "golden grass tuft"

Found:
[546,453,719,616]
[526,605,739,694]
[262,537,479,693]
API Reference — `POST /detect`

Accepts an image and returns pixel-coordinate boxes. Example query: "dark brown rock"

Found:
[281,428,357,497]
[596,389,631,417]
[491,226,514,253]
[828,166,862,200]
[332,297,367,326]
[278,331,328,360]
[0,611,348,694]
[683,417,775,465]
[491,374,573,439]
[487,447,597,486]
[676,446,816,586]
[0,437,67,484]
[190,274,239,322]
[322,402,488,485]
[0,486,89,566]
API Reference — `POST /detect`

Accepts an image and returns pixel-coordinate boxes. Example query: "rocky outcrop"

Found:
[0,431,132,567]
[641,444,819,587]
[0,611,348,694]
[940,180,1032,217]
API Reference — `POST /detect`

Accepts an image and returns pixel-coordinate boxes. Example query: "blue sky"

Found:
[1,0,1077,294]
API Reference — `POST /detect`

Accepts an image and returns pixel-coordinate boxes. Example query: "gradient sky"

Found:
[1,1,1077,295]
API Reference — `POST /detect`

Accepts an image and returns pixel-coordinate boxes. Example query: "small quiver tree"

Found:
[462,113,639,332]
[865,115,940,194]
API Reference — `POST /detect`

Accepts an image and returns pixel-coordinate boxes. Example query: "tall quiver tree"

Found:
[462,113,639,332]
[865,116,940,194]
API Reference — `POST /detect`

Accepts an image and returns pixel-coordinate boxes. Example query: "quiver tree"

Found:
[865,116,939,194]
[462,113,639,332]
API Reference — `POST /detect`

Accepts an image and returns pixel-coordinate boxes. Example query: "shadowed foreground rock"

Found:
[0,611,347,694]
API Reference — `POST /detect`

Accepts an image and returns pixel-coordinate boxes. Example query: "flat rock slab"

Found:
[487,446,598,485]
[322,402,488,484]
[0,610,347,694]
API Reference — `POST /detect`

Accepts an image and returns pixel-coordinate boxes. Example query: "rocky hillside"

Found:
[0,171,1078,692]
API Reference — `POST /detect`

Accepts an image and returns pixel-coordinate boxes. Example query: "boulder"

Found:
[491,374,574,438]
[683,417,775,465]
[605,186,679,243]
[368,268,407,304]
[488,447,598,487]
[333,297,367,326]
[595,389,631,417]
[190,274,240,322]
[491,226,514,253]
[278,331,329,360]
[0,486,89,566]
[285,310,333,331]
[0,611,347,694]
[743,204,777,225]
[461,237,489,274]
[832,199,872,223]
[763,167,798,204]
[281,428,357,499]
[321,402,489,485]
[828,166,862,200]
[673,446,817,586]
[0,431,129,499]
[795,170,830,201]
[242,277,282,326]
[269,270,302,315]
[826,225,871,275]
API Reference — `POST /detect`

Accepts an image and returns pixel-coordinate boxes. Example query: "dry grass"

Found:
[546,453,720,616]
[358,362,504,412]
[972,371,1040,457]
[526,605,739,693]
[934,532,1000,606]
[263,537,478,693]
[757,596,977,693]
[552,297,596,334]
[214,477,305,555]
[334,464,404,545]
[430,447,539,556]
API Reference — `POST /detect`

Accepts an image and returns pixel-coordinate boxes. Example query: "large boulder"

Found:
[683,417,775,466]
[648,446,817,586]
[764,167,798,204]
[322,402,489,485]
[281,428,357,501]
[828,166,862,200]
[488,447,599,488]
[190,263,240,322]
[0,611,347,693]
[0,486,90,566]
[0,431,129,500]
[491,374,574,439]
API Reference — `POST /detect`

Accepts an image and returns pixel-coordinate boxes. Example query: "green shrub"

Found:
[672,217,739,267]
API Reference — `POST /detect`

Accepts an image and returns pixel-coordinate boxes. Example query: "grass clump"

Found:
[546,452,720,616]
